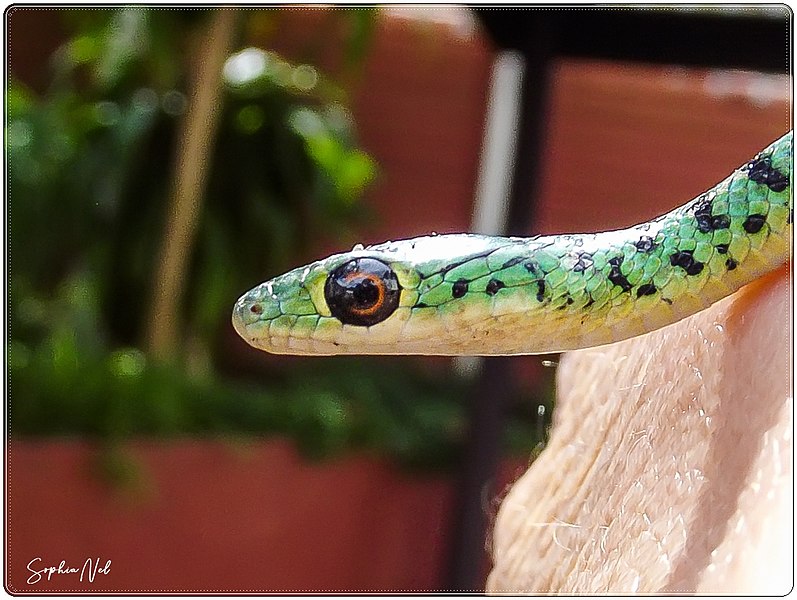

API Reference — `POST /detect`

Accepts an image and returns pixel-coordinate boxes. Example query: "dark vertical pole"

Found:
[444,13,556,591]
[502,17,557,237]
[444,356,516,591]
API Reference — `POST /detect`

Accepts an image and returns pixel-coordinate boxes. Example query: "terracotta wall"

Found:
[8,440,458,593]
[537,61,789,235]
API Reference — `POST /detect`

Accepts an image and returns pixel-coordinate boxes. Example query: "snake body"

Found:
[233,132,792,356]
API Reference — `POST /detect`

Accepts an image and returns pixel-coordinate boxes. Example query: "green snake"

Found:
[233,132,792,356]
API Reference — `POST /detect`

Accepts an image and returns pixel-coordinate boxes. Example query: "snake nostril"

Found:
[250,303,263,315]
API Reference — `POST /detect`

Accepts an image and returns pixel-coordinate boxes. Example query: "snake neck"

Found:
[382,131,792,354]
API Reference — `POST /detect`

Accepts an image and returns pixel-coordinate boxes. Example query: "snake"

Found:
[233,132,792,356]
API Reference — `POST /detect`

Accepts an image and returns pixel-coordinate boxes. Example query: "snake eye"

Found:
[324,258,401,326]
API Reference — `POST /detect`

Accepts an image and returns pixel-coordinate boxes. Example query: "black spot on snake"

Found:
[726,258,738,270]
[715,243,729,254]
[693,195,730,232]
[536,280,545,302]
[634,236,656,252]
[742,214,766,234]
[669,250,704,276]
[694,197,713,233]
[485,279,505,296]
[748,156,789,192]
[452,279,469,298]
[662,297,673,305]
[636,283,657,297]
[713,214,731,229]
[607,256,633,292]
[748,156,772,182]
[502,256,525,269]
[695,215,712,234]
[572,252,594,272]
[767,171,789,192]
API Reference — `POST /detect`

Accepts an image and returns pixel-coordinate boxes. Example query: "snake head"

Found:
[232,248,410,354]
[232,243,414,355]
[232,234,513,355]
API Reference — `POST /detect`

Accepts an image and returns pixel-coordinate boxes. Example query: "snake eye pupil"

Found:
[352,279,379,307]
[324,258,401,326]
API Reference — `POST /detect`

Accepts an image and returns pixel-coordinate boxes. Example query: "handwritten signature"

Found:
[26,557,111,585]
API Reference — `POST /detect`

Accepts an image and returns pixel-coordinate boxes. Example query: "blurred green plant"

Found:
[9,8,549,471]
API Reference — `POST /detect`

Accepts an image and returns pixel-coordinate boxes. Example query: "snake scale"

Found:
[233,132,792,356]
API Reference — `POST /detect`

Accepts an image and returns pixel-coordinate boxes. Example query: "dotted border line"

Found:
[3,4,792,595]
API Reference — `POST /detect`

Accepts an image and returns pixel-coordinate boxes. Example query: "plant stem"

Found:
[145,9,238,362]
